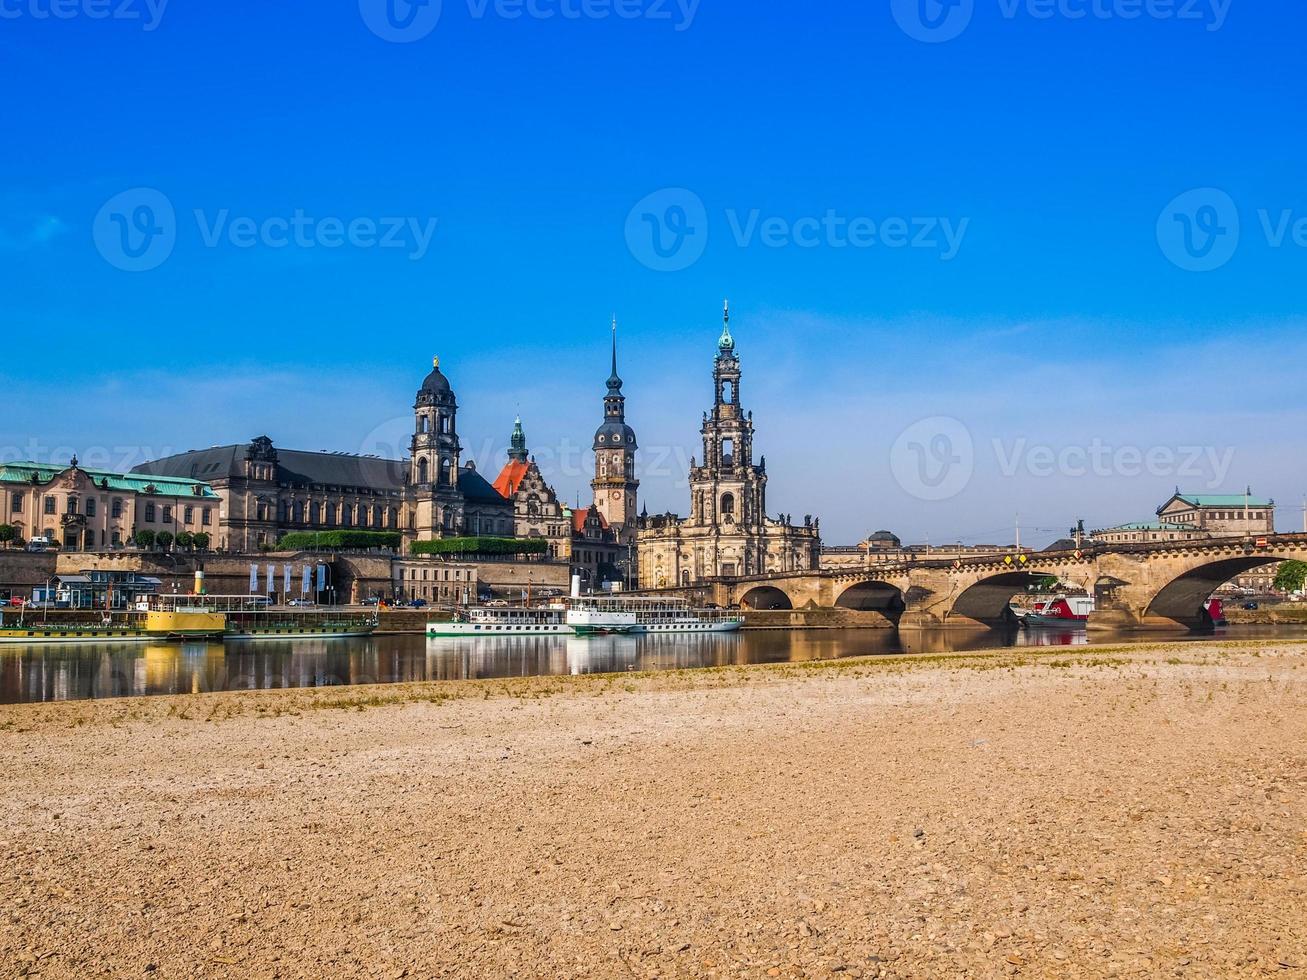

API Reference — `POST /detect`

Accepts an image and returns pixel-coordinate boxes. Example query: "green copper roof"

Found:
[0,462,220,499]
[1169,493,1273,508]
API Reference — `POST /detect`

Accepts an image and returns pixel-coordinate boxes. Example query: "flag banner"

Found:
[249,564,259,593]
[301,564,311,595]
[283,565,292,596]
[316,565,327,592]
[266,564,275,597]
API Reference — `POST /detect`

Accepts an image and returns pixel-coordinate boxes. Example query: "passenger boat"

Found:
[426,605,573,637]
[426,596,744,639]
[566,595,743,636]
[1023,595,1094,627]
[0,621,154,645]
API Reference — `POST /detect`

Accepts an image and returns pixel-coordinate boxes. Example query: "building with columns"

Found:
[637,304,821,588]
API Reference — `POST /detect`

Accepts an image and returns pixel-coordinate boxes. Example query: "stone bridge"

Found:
[637,534,1307,631]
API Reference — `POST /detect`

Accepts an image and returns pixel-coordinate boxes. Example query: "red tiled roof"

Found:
[571,505,610,535]
[492,459,529,498]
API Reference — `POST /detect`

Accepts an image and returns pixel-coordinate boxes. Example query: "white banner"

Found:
[283,565,292,597]
[249,564,259,593]
[301,564,311,595]
[266,564,275,597]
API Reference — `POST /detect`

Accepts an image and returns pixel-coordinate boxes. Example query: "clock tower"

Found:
[591,319,639,544]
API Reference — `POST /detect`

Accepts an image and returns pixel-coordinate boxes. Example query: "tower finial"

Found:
[432,355,440,369]
[718,299,735,352]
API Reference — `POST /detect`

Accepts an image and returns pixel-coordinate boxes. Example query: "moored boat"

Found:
[1023,595,1094,627]
[427,605,573,638]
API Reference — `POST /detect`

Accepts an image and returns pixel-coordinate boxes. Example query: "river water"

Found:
[3,624,1305,705]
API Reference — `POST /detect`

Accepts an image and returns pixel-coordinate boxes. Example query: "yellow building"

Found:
[0,458,219,551]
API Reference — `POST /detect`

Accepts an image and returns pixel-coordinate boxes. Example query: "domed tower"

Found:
[591,319,639,542]
[411,356,464,537]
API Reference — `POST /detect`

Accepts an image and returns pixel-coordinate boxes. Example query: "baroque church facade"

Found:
[637,305,822,588]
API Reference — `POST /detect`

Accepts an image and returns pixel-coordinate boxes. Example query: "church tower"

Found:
[591,319,639,541]
[687,301,768,576]
[411,356,464,537]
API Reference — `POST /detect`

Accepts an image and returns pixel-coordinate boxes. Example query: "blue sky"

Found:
[2,0,1304,545]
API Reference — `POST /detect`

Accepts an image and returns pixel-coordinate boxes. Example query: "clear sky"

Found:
[2,0,1304,546]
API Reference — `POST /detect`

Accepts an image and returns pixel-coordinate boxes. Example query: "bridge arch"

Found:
[739,585,794,610]
[950,569,1094,627]
[1143,553,1288,629]
[834,581,906,621]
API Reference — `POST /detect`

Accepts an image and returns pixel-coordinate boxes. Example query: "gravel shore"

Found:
[2,641,1304,979]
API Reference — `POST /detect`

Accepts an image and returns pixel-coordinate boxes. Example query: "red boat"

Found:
[1023,595,1094,627]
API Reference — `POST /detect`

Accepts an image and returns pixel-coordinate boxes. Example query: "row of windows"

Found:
[403,568,473,582]
[10,493,208,525]
[255,500,398,529]
[142,504,211,525]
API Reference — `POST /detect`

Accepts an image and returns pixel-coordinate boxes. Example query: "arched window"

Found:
[721,493,736,521]
[418,458,429,484]
[722,381,733,404]
[419,416,429,434]
[439,459,452,486]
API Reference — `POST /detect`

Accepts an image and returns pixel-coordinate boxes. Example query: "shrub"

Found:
[191,531,210,551]
[277,530,402,552]
[156,531,174,551]
[133,529,156,550]
[410,537,547,558]
[174,531,194,550]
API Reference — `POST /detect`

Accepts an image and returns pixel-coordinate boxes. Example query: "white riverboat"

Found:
[426,605,573,638]
[427,595,743,638]
[568,595,743,636]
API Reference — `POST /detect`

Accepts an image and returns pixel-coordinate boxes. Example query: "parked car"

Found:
[7,597,26,607]
[25,537,54,552]
[360,597,381,607]
[287,599,315,607]
[408,599,428,609]
[1243,601,1260,611]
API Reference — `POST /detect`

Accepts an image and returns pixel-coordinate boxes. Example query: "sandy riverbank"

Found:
[2,640,1305,979]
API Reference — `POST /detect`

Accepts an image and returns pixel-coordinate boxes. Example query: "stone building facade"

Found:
[1,459,220,551]
[1094,491,1276,545]
[637,305,821,588]
[491,418,572,558]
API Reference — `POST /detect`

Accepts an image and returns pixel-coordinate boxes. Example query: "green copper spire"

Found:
[718,299,735,353]
[508,415,528,462]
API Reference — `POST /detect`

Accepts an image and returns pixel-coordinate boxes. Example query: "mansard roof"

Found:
[1,461,220,499]
[134,443,408,493]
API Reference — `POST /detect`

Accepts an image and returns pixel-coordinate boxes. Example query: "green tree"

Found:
[191,531,210,551]
[1274,560,1307,594]
[133,529,156,550]
[156,531,174,551]
[0,524,15,549]
[174,530,194,550]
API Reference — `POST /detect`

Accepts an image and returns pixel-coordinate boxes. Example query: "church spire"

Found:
[508,415,528,463]
[608,315,622,391]
[718,299,735,353]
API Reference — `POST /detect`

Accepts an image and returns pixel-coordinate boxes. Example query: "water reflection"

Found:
[1,626,1302,704]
